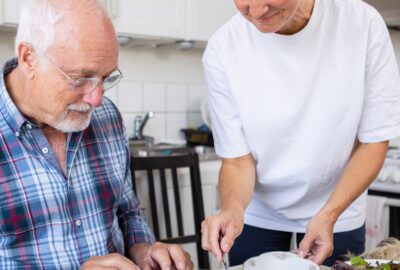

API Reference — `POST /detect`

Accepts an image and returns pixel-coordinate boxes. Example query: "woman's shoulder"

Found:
[324,0,383,22]
[207,13,249,47]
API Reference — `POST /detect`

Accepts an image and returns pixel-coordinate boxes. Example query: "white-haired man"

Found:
[0,0,193,269]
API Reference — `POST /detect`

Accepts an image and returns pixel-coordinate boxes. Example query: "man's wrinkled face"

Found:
[33,16,119,132]
[234,0,301,33]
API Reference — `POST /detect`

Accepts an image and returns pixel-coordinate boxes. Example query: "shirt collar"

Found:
[0,57,30,133]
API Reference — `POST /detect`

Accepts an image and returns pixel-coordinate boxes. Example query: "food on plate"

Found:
[332,256,400,270]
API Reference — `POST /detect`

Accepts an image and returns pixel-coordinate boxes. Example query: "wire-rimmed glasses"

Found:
[45,58,123,94]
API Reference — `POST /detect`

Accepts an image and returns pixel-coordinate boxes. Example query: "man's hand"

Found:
[130,242,193,270]
[201,209,244,262]
[81,253,140,270]
[297,213,334,265]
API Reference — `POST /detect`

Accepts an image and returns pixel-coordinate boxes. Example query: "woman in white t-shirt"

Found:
[201,0,400,266]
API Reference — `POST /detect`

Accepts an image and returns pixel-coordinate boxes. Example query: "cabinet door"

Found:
[0,0,27,27]
[109,0,187,39]
[187,0,237,41]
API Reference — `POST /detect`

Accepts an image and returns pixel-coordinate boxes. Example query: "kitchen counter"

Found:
[129,140,221,161]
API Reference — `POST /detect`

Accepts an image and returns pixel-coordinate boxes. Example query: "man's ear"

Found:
[17,43,37,80]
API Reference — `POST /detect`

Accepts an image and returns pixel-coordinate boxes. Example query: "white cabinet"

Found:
[106,0,187,39]
[0,0,237,42]
[0,0,26,27]
[106,0,236,42]
[186,0,237,41]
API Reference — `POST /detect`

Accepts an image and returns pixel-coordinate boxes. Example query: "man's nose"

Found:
[82,84,103,108]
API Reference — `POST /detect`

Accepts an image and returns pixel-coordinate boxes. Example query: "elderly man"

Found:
[0,0,193,269]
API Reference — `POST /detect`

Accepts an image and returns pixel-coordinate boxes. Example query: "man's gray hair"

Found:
[14,0,109,57]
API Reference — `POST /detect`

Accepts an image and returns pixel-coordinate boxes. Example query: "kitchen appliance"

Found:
[368,147,400,239]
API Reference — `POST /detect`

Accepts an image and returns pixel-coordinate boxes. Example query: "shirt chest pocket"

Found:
[0,173,59,237]
[87,157,124,211]
[0,200,38,236]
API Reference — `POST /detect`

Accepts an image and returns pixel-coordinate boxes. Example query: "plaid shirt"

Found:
[0,58,155,269]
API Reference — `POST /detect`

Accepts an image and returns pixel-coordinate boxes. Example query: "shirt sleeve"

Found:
[357,14,400,143]
[202,40,251,158]
[117,128,155,248]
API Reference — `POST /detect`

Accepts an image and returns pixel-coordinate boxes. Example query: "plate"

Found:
[345,259,400,266]
[243,251,319,270]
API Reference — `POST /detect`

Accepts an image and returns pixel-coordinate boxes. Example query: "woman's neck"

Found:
[277,0,315,35]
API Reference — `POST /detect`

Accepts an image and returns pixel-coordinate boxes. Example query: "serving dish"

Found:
[241,251,319,270]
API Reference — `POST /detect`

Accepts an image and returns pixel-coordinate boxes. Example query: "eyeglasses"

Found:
[45,58,123,94]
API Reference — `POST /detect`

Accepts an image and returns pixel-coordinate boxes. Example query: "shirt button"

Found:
[42,147,49,154]
[15,131,20,137]
[75,220,82,227]
[26,124,32,129]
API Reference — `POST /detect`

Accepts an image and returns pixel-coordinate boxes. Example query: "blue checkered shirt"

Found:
[0,58,155,269]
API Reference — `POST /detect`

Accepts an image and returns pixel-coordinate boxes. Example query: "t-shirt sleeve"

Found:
[357,15,400,143]
[202,42,251,158]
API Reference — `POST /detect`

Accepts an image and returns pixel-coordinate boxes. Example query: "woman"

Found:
[201,0,400,266]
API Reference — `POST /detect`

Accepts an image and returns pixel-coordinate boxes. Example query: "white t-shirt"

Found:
[203,0,400,233]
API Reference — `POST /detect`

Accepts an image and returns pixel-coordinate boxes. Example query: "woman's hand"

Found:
[201,209,244,262]
[297,213,335,265]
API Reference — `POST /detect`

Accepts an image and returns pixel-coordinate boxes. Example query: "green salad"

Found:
[331,256,400,270]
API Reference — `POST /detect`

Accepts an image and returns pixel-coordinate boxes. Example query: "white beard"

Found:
[52,103,94,132]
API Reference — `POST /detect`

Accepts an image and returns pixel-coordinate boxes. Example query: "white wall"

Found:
[0,31,207,143]
[1,29,400,144]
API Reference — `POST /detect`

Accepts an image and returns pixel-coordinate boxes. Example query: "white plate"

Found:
[243,251,319,270]
[345,259,400,266]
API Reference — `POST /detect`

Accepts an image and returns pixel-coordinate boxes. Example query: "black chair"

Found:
[130,152,210,269]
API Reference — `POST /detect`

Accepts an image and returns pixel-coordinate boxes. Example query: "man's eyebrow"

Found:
[68,67,118,77]
[67,68,96,77]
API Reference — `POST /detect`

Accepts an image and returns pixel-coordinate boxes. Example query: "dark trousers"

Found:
[229,224,365,266]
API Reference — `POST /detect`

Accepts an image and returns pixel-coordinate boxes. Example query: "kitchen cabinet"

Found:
[104,0,187,39]
[186,0,237,41]
[0,0,27,27]
[105,0,236,42]
[104,0,236,42]
[0,0,237,43]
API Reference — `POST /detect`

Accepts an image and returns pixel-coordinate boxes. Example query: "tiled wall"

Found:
[106,45,207,143]
[0,31,207,143]
[1,29,400,144]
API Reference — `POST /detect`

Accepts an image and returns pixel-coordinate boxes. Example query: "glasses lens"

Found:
[72,78,100,93]
[103,69,123,91]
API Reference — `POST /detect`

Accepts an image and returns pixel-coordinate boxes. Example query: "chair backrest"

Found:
[130,152,210,269]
